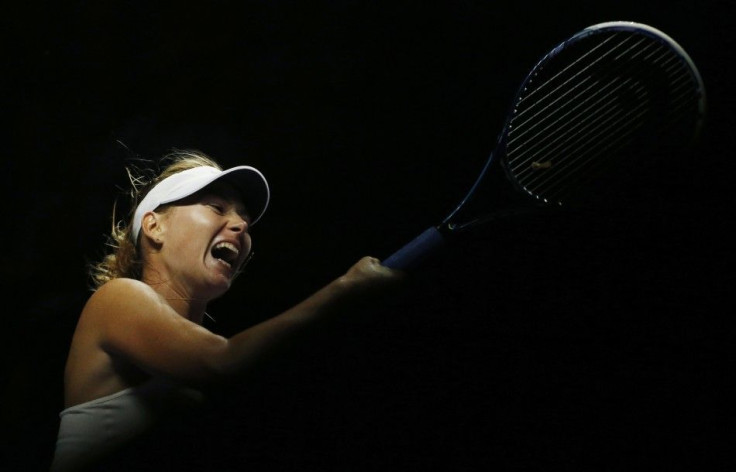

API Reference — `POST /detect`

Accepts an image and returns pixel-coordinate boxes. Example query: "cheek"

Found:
[244,233,253,253]
[164,209,216,253]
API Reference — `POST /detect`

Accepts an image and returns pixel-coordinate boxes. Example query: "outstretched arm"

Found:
[87,256,402,385]
[214,256,400,375]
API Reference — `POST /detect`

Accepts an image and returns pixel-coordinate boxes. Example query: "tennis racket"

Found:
[382,21,706,270]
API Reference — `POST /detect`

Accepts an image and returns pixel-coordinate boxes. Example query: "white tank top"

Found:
[50,379,203,472]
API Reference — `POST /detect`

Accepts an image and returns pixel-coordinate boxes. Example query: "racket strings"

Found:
[504,31,701,203]
[508,33,669,151]
[508,73,651,168]
[508,36,659,148]
[513,32,689,131]
[511,33,645,125]
[511,36,686,142]
[535,58,700,199]
[529,108,651,201]
[511,58,664,190]
[520,92,685,202]
[510,62,656,196]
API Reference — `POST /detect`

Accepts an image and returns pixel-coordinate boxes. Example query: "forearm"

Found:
[206,255,401,380]
[216,275,356,376]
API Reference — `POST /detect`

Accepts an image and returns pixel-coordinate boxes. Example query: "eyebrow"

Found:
[202,192,251,222]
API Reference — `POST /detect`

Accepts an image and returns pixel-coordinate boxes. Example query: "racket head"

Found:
[497,21,706,207]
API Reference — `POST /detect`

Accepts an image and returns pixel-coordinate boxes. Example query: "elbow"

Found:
[199,337,265,383]
[200,342,241,383]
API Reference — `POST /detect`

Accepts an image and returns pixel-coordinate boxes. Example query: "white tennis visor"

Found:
[131,165,270,242]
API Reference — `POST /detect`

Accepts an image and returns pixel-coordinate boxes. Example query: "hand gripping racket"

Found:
[382,21,706,270]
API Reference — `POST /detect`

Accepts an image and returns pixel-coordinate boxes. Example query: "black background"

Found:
[2,1,734,471]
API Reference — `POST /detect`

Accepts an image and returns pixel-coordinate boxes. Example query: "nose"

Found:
[228,213,249,233]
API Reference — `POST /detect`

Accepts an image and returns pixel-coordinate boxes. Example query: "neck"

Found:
[142,274,209,324]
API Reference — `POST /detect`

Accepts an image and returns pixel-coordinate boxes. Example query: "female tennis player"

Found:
[50,149,403,471]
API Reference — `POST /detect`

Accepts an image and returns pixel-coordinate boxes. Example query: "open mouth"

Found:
[211,241,240,269]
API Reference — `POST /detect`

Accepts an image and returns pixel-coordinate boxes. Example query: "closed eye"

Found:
[207,203,225,214]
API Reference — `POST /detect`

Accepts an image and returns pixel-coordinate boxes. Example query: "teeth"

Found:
[214,242,239,256]
[212,242,240,269]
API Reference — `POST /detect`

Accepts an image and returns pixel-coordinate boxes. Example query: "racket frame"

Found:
[383,21,706,270]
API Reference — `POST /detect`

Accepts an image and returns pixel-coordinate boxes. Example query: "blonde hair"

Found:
[89,149,223,290]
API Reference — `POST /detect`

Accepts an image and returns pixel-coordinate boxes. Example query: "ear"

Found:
[141,211,164,244]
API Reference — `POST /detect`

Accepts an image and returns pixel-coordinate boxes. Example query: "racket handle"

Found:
[382,226,445,270]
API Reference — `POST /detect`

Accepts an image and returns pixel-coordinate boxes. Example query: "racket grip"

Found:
[382,226,445,270]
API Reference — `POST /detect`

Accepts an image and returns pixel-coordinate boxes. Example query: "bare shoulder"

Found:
[79,278,164,327]
[91,277,158,302]
[74,278,228,383]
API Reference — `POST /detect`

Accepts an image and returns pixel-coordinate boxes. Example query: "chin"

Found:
[213,279,234,297]
[200,275,234,300]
